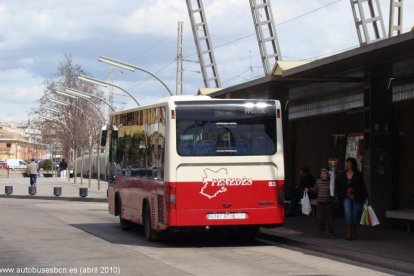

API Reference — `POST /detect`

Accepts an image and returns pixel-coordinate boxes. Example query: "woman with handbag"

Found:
[340,157,368,240]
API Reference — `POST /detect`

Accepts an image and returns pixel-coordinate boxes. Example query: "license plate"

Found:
[206,213,247,220]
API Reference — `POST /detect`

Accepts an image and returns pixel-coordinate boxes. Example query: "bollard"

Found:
[5,186,13,195]
[79,187,88,197]
[28,186,36,195]
[53,187,62,196]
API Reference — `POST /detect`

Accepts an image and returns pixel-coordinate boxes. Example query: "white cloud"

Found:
[0,69,43,103]
[0,0,413,123]
[121,0,187,35]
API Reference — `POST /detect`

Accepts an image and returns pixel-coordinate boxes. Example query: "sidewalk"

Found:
[262,214,414,274]
[0,174,107,202]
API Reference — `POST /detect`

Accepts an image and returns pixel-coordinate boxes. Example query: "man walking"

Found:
[27,158,39,187]
[59,159,68,179]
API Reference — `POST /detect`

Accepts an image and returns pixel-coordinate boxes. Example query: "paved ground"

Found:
[262,215,414,274]
[0,198,402,276]
[1,174,413,274]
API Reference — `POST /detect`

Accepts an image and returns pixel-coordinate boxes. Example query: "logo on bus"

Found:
[200,168,253,199]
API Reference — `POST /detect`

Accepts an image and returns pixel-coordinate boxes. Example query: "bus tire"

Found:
[144,205,158,241]
[117,196,132,230]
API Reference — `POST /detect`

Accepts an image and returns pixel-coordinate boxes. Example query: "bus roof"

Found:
[109,95,280,116]
[110,95,213,116]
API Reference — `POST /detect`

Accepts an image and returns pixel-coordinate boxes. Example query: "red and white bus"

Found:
[107,96,285,240]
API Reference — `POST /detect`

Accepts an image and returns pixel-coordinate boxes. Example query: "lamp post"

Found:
[64,87,115,112]
[42,106,62,114]
[98,56,173,96]
[49,94,106,122]
[49,98,69,106]
[78,75,141,107]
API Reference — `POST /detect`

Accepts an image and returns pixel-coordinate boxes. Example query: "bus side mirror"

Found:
[100,130,108,146]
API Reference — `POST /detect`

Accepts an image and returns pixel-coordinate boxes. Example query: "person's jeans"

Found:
[343,196,362,225]
[29,174,37,186]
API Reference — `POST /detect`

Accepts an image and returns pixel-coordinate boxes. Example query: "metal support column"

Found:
[389,0,403,37]
[363,64,394,220]
[249,0,282,75]
[350,0,387,45]
[186,0,221,88]
[176,21,184,95]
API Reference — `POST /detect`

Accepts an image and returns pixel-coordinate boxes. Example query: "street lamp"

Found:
[78,75,141,107]
[48,95,106,121]
[49,98,69,106]
[98,55,173,96]
[65,88,92,99]
[63,87,114,111]
[55,89,78,99]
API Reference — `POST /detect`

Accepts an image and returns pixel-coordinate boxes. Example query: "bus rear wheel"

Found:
[144,206,158,241]
[117,196,132,230]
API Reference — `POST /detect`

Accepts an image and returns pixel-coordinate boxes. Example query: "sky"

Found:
[0,0,413,123]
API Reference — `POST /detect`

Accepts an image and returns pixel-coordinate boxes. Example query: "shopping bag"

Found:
[360,203,368,225]
[365,206,371,225]
[367,205,380,226]
[360,201,380,226]
[329,170,335,197]
[301,191,312,216]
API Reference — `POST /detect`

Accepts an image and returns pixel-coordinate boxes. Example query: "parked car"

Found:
[5,159,28,170]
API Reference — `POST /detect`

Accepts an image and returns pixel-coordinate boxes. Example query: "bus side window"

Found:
[179,140,194,155]
[195,140,216,155]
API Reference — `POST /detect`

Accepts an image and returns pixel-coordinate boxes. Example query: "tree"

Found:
[31,54,106,184]
[43,159,53,171]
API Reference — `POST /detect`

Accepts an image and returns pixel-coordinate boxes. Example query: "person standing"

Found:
[307,168,336,238]
[340,157,368,240]
[59,159,68,179]
[286,167,315,217]
[27,158,39,187]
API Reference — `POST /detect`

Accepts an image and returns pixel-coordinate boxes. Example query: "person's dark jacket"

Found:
[297,174,315,198]
[59,161,67,171]
[339,171,368,203]
[299,174,315,189]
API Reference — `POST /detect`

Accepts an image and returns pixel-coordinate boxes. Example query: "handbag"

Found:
[301,191,312,216]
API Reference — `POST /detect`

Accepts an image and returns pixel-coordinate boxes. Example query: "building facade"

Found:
[210,31,414,220]
[0,123,45,161]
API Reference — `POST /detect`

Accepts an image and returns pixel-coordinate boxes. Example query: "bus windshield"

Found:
[176,100,277,156]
